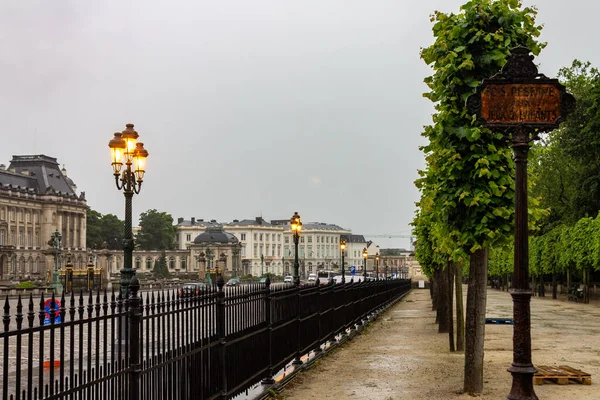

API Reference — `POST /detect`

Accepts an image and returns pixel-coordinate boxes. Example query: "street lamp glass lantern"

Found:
[362,248,368,259]
[340,237,346,251]
[108,133,126,174]
[290,212,302,235]
[121,123,139,163]
[132,142,149,182]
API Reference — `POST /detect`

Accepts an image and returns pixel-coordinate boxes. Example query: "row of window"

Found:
[3,256,44,274]
[132,256,187,271]
[178,231,344,246]
[0,229,42,247]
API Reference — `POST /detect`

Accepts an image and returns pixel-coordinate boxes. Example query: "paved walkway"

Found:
[279,287,600,399]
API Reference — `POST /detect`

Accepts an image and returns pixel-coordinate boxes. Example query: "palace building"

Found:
[0,155,87,282]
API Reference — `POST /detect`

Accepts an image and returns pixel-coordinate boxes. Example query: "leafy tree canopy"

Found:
[86,207,124,250]
[136,209,176,250]
[416,0,546,263]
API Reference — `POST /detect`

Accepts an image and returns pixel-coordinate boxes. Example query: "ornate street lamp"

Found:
[205,247,214,284]
[340,236,346,284]
[375,253,380,280]
[108,123,149,299]
[290,212,302,286]
[50,229,63,294]
[362,248,368,280]
[232,244,240,278]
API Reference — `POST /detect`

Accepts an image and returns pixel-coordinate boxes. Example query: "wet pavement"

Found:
[279,287,600,400]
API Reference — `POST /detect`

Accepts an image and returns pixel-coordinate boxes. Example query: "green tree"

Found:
[86,207,103,249]
[153,251,171,279]
[100,214,124,250]
[419,0,545,393]
[86,207,124,249]
[136,209,176,250]
[531,60,600,230]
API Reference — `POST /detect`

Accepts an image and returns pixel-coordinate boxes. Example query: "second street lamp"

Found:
[375,253,380,280]
[108,123,149,299]
[340,236,346,284]
[50,229,63,294]
[290,212,302,286]
[362,248,368,280]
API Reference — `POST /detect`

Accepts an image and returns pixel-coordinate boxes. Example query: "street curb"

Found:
[255,289,412,400]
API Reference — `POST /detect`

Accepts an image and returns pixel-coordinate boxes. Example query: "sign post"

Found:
[467,46,575,400]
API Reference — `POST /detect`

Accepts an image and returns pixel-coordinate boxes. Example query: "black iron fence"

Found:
[1,277,411,400]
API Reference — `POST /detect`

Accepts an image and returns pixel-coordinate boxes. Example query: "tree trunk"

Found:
[448,262,455,351]
[438,268,449,333]
[540,275,545,297]
[531,275,536,296]
[464,248,488,395]
[567,267,572,295]
[432,272,438,313]
[455,262,465,352]
[552,272,557,299]
[584,268,590,304]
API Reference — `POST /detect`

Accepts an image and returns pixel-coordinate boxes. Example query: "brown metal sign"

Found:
[481,82,561,125]
[467,47,575,130]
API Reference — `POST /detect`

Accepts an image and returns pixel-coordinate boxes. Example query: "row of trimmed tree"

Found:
[416,0,600,396]
[415,0,546,395]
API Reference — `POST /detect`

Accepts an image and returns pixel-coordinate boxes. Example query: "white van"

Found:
[307,273,317,282]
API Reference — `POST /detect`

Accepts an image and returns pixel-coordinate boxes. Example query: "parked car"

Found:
[259,277,268,284]
[226,278,240,287]
[307,274,317,282]
[284,275,293,283]
[178,282,208,297]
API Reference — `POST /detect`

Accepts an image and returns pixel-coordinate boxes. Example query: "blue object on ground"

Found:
[485,318,513,325]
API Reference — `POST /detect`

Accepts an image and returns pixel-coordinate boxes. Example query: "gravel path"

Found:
[279,287,599,399]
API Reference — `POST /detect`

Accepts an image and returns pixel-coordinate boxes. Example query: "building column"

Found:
[80,214,86,250]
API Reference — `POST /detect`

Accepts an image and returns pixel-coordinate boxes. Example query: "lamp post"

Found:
[362,248,368,280]
[108,123,149,299]
[232,244,240,278]
[260,254,264,277]
[205,248,214,284]
[375,253,380,280]
[290,212,302,286]
[340,236,346,284]
[50,229,63,294]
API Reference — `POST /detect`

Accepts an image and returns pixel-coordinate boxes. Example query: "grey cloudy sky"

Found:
[1,0,599,250]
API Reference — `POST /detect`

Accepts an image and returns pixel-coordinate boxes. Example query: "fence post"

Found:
[292,282,303,366]
[314,278,322,354]
[216,275,227,399]
[128,275,141,400]
[261,278,275,384]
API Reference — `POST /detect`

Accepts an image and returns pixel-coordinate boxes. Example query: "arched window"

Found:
[34,257,41,273]
[116,256,121,270]
[308,262,313,273]
[11,256,17,274]
[146,257,152,271]
[28,257,34,273]
[135,257,142,270]
[169,257,175,270]
[181,258,187,271]
[19,256,26,273]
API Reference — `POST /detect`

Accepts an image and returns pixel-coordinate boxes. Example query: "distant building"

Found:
[174,216,352,278]
[0,155,87,282]
[342,234,368,274]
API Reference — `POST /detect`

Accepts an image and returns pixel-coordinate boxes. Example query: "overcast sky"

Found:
[1,0,599,250]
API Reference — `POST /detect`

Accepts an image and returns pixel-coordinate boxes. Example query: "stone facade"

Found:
[0,155,87,283]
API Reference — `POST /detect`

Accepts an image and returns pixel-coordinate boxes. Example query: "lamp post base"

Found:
[507,368,538,400]
[51,272,63,295]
